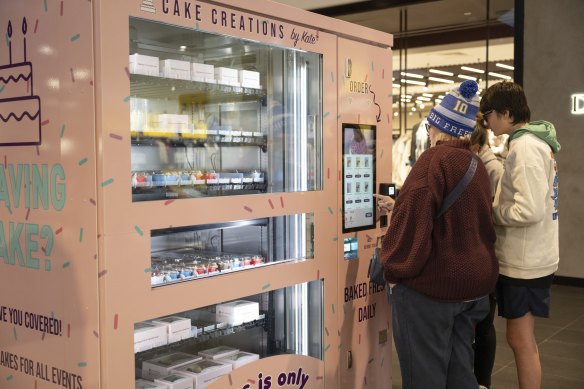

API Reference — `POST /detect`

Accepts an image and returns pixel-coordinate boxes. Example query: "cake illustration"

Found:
[0,18,42,146]
[140,0,156,13]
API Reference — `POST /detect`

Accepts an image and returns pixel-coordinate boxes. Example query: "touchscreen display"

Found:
[342,123,376,233]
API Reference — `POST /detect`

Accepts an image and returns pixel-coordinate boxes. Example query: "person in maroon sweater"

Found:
[380,80,498,389]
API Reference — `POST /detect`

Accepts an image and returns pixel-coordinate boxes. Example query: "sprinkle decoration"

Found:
[268,199,274,209]
[323,111,330,118]
[134,225,143,236]
[98,270,108,278]
[70,67,75,82]
[34,19,38,34]
[228,374,232,385]
[62,261,70,269]
[25,208,30,220]
[79,157,88,165]
[280,196,285,208]
[244,206,253,213]
[78,362,87,367]
[55,227,63,235]
[67,323,70,337]
[327,207,333,215]
[324,344,331,352]
[89,198,96,205]
[262,283,270,290]
[101,178,114,187]
[93,331,99,338]
[79,228,84,242]
[124,66,130,79]
[325,327,329,336]
[13,327,17,340]
[164,200,174,206]
[60,124,65,137]
[109,133,123,140]
[113,314,119,330]
[70,33,80,42]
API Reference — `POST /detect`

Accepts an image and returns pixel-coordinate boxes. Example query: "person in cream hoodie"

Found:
[479,81,560,389]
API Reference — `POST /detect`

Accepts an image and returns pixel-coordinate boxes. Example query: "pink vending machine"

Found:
[0,0,393,388]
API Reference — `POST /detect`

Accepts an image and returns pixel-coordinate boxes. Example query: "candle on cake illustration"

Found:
[0,17,42,146]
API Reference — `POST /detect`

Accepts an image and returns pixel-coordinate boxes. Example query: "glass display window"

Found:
[149,213,314,287]
[134,280,323,382]
[129,18,323,202]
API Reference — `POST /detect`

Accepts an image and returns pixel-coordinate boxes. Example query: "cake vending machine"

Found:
[0,0,393,388]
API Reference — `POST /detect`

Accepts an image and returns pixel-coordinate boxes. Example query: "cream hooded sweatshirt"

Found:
[479,121,560,279]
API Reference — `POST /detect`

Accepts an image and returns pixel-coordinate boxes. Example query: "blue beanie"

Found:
[427,80,480,137]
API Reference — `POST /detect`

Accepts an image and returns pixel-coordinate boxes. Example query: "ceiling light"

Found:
[419,103,425,109]
[400,94,412,98]
[422,93,433,97]
[179,45,187,51]
[411,107,417,111]
[416,96,431,102]
[435,98,442,103]
[429,69,454,76]
[400,72,424,79]
[489,72,512,80]
[438,95,445,99]
[496,63,515,70]
[392,83,401,88]
[428,76,454,84]
[400,79,426,86]
[464,12,472,16]
[461,66,484,74]
[458,74,477,80]
[394,112,399,117]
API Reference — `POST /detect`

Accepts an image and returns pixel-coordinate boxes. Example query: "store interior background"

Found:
[276,0,584,283]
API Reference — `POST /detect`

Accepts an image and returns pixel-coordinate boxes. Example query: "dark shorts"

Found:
[496,282,551,319]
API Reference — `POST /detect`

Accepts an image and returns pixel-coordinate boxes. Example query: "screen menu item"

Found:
[342,123,376,233]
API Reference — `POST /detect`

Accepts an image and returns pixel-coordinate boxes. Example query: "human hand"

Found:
[373,194,395,213]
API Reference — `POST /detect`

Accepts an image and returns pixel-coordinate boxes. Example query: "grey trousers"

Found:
[390,284,489,389]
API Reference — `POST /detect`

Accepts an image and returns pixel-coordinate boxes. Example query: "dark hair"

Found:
[480,81,531,125]
[471,113,488,148]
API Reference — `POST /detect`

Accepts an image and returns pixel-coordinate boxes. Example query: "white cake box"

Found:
[154,373,194,389]
[215,300,259,326]
[151,316,192,344]
[191,63,214,81]
[214,67,238,79]
[134,321,167,352]
[173,359,233,389]
[134,322,168,353]
[239,70,261,88]
[129,54,160,76]
[160,59,191,80]
[156,114,189,133]
[197,345,239,360]
[217,351,259,370]
[142,352,202,379]
[135,378,168,389]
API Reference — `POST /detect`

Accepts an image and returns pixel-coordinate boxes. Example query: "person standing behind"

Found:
[380,80,498,389]
[479,81,560,389]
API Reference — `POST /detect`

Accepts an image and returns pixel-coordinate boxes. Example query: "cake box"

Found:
[173,359,232,389]
[142,352,202,379]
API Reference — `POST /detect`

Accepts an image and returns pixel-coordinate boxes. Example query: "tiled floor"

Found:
[391,284,584,388]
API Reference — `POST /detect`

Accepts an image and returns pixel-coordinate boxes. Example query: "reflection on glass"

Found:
[129,18,323,202]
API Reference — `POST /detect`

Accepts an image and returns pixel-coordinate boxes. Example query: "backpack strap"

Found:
[435,154,479,219]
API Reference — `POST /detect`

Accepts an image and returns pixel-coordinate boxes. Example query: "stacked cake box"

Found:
[133,322,168,353]
[160,59,191,80]
[142,352,202,379]
[151,316,192,343]
[173,359,232,388]
[129,54,160,76]
[215,300,259,326]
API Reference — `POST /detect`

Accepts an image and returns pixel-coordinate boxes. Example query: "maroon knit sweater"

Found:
[381,140,498,301]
